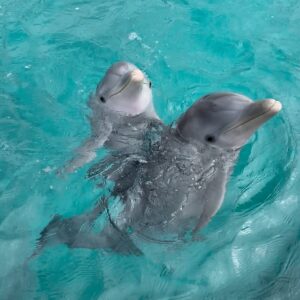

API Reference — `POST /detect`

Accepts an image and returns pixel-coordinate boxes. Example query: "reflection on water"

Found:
[1,0,300,299]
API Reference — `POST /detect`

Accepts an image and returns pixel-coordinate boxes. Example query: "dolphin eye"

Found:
[205,135,216,143]
[100,96,106,103]
[149,81,152,88]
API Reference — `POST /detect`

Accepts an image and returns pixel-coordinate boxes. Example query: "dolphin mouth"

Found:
[223,99,282,134]
[109,69,145,98]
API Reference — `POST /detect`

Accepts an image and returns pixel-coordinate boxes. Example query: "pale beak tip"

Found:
[268,99,282,113]
[131,69,144,82]
[260,98,282,114]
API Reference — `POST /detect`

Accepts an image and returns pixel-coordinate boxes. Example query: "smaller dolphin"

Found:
[38,93,282,255]
[61,61,158,174]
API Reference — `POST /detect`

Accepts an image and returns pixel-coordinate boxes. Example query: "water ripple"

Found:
[1,0,300,299]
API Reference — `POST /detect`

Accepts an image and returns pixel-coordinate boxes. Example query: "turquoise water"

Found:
[1,0,300,299]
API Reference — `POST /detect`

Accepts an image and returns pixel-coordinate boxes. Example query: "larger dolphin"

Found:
[37,92,282,255]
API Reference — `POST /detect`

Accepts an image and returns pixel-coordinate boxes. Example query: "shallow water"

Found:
[1,0,300,299]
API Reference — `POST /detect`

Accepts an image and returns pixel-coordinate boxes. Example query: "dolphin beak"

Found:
[130,69,144,82]
[223,98,282,135]
[107,69,144,99]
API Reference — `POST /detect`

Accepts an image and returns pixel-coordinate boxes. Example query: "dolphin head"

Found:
[95,61,152,116]
[176,92,282,150]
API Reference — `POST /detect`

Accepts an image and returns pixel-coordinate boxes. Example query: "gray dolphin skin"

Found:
[61,61,158,174]
[36,92,282,255]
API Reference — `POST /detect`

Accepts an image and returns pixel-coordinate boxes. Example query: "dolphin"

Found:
[61,61,159,174]
[37,92,282,255]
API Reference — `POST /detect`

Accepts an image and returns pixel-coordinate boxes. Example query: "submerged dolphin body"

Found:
[61,61,158,174]
[37,93,282,255]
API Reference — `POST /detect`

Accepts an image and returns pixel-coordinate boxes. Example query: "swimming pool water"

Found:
[1,0,300,299]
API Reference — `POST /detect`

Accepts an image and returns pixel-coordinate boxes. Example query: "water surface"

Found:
[1,0,300,299]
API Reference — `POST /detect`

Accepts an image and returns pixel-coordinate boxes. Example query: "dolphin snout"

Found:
[130,69,144,82]
[258,98,282,114]
[223,98,282,135]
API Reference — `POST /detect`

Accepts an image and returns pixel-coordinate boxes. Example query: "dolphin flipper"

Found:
[34,220,142,256]
[33,198,142,256]
[60,129,112,174]
[70,226,143,256]
[32,199,107,255]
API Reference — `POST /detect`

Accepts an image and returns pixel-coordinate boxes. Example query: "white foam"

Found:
[128,32,141,41]
[42,166,53,173]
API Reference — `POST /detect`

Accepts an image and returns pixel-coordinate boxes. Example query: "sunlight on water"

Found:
[1,0,300,299]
